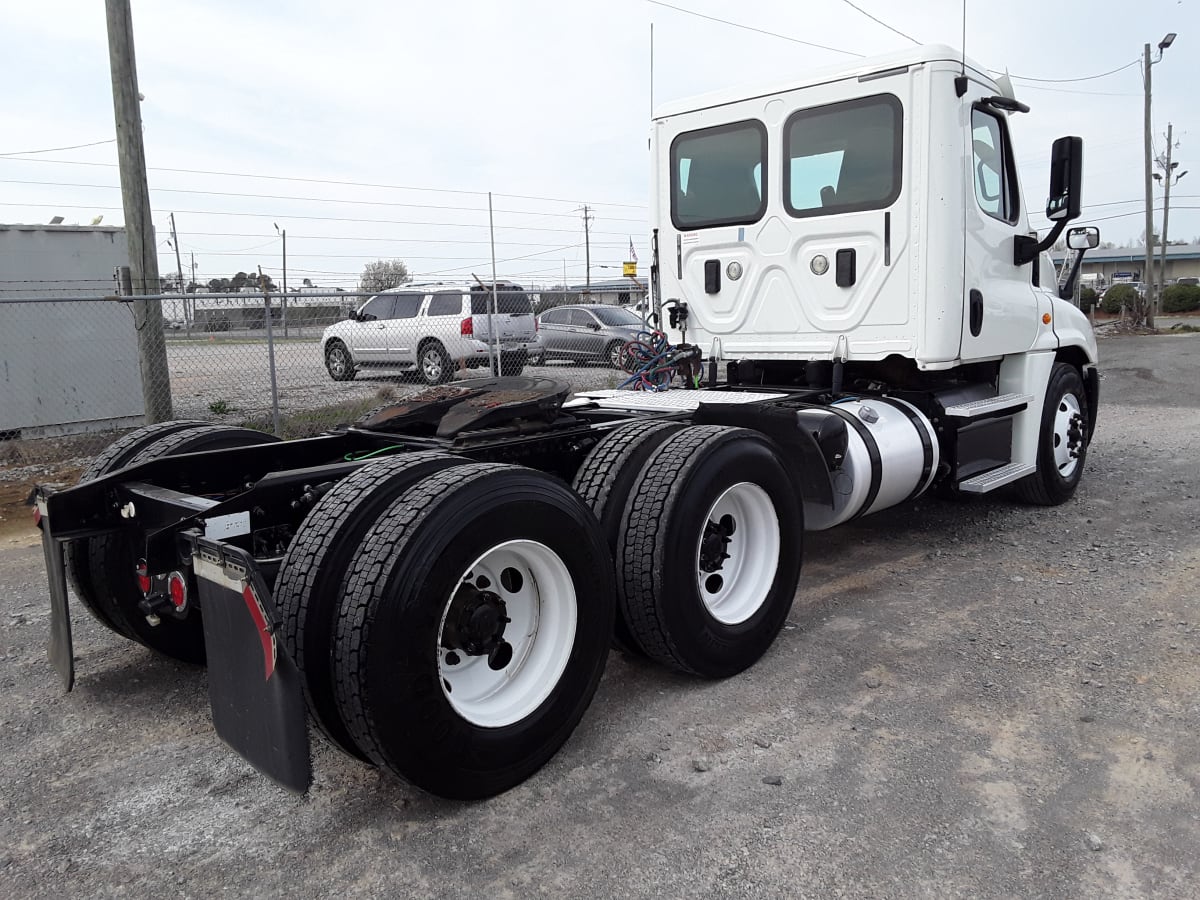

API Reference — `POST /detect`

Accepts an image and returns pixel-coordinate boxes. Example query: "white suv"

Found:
[321,282,537,385]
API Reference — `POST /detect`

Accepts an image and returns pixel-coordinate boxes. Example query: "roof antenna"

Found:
[955,0,968,97]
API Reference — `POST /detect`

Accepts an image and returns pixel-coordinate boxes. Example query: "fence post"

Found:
[259,267,282,436]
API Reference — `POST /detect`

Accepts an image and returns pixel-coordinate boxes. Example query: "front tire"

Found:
[332,464,615,799]
[325,340,356,381]
[605,340,624,369]
[1016,362,1090,505]
[617,426,802,678]
[418,341,453,385]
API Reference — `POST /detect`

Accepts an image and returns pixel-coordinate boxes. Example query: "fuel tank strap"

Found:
[827,404,882,521]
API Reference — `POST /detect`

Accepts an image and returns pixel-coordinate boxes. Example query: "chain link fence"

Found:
[0,285,650,481]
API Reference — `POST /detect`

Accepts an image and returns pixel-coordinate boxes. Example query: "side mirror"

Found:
[589,322,601,331]
[1066,226,1099,250]
[1046,136,1083,222]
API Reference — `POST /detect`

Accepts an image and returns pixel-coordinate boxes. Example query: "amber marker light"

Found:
[1042,313,1052,324]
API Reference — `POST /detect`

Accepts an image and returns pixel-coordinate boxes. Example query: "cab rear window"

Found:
[670,120,767,230]
[784,94,902,218]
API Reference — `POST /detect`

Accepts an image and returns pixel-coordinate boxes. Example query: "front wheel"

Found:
[325,341,356,381]
[332,464,615,799]
[1016,362,1090,505]
[605,340,624,369]
[418,341,453,385]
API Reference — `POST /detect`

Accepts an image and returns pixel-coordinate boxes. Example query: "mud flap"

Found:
[38,494,74,692]
[187,534,312,793]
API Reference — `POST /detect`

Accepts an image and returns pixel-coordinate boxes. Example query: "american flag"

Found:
[628,238,638,263]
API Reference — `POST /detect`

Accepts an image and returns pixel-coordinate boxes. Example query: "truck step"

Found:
[958,462,1036,493]
[943,392,1033,418]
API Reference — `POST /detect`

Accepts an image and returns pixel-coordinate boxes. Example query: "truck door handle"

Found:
[969,289,983,336]
[835,248,856,287]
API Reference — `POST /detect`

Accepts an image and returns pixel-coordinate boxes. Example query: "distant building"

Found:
[565,277,649,307]
[1051,243,1200,288]
[0,223,144,436]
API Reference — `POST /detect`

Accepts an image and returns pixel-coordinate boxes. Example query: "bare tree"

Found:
[360,259,411,294]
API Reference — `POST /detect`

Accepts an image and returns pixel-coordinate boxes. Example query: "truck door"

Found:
[385,292,424,362]
[959,99,1040,360]
[352,293,395,362]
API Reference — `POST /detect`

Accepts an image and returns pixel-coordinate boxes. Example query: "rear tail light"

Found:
[167,571,188,611]
[135,559,152,594]
[534,317,539,332]
[460,317,473,336]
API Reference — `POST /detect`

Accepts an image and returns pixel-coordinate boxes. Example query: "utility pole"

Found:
[106,0,172,421]
[275,223,288,337]
[1155,124,1186,306]
[1141,33,1177,329]
[1142,42,1155,329]
[582,205,593,293]
[169,211,185,323]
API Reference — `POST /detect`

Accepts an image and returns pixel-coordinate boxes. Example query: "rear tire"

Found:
[571,420,687,655]
[80,425,279,663]
[65,420,207,634]
[274,451,467,761]
[617,426,802,678]
[1016,362,1089,505]
[333,464,615,799]
[500,350,526,377]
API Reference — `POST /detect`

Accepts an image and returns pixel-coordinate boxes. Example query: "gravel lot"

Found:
[1,332,1197,899]
[166,337,625,423]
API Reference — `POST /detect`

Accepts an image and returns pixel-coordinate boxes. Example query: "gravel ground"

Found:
[1,332,1197,899]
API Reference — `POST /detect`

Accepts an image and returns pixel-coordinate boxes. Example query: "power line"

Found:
[834,0,919,45]
[0,178,648,222]
[0,155,647,209]
[0,202,642,236]
[0,139,116,157]
[645,0,862,57]
[991,59,1140,84]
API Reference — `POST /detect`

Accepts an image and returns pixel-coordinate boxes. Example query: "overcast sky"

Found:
[2,0,1196,290]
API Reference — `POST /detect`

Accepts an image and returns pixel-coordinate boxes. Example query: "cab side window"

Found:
[391,293,422,318]
[427,292,462,316]
[972,108,1018,224]
[357,295,395,321]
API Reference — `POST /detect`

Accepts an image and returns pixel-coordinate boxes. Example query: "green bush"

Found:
[1079,286,1098,308]
[1161,284,1200,313]
[1100,283,1136,314]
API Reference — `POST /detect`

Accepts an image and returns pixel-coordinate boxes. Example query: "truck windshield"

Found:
[671,120,767,230]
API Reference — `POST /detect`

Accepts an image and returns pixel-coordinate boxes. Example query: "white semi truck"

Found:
[35,45,1099,800]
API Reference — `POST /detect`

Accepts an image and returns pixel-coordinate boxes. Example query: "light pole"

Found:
[1142,32,1176,329]
[1153,124,1187,306]
[274,223,288,337]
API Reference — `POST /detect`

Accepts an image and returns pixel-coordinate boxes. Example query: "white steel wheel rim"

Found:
[422,348,444,381]
[694,482,780,625]
[1053,392,1083,477]
[437,539,577,728]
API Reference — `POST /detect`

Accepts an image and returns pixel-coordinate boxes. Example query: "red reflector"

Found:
[241,583,277,681]
[136,560,151,594]
[32,507,42,526]
[168,573,187,610]
[460,317,473,336]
